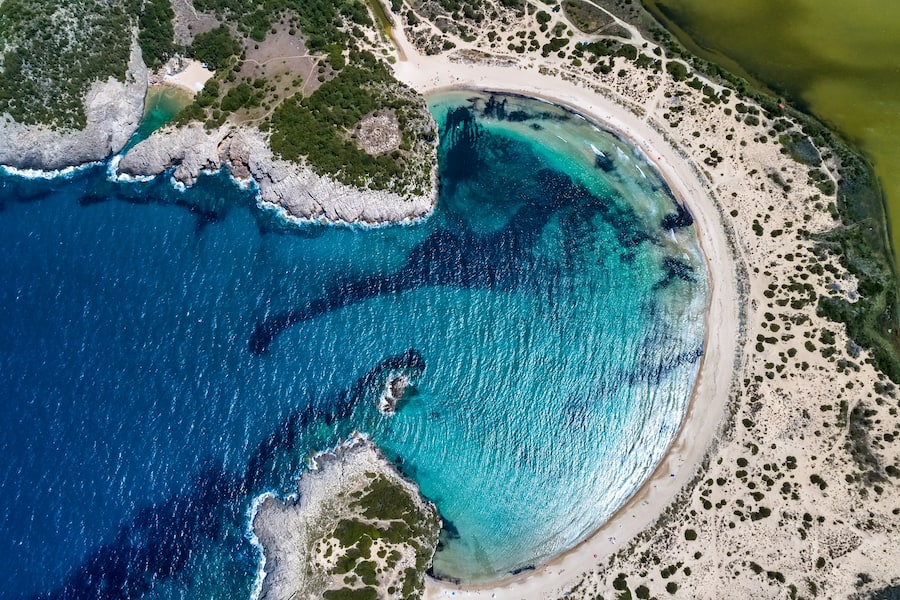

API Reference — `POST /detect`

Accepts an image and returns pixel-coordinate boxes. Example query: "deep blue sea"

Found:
[0,91,707,598]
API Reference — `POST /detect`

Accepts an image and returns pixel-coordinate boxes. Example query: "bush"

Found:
[220,82,261,112]
[0,0,134,128]
[666,60,688,81]
[190,25,241,71]
[139,0,176,68]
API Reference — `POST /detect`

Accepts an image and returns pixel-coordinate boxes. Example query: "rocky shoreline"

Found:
[0,42,148,171]
[0,49,437,227]
[252,434,441,600]
[117,124,438,225]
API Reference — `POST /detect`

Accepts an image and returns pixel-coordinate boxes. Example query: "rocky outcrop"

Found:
[252,434,441,600]
[379,374,411,415]
[0,42,148,171]
[117,123,231,186]
[118,124,438,225]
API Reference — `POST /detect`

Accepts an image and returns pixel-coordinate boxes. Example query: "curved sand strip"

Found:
[387,35,743,600]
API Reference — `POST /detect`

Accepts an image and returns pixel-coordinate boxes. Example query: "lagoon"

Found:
[643,0,900,262]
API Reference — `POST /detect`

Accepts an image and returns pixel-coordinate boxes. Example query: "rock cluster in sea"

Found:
[252,434,441,600]
[0,43,148,170]
[378,374,411,415]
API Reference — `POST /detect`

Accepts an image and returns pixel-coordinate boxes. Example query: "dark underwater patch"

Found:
[661,201,694,229]
[36,350,425,600]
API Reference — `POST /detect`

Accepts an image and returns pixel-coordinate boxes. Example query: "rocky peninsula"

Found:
[0,42,148,171]
[0,1,439,225]
[2,0,899,597]
[252,434,441,600]
[117,122,437,224]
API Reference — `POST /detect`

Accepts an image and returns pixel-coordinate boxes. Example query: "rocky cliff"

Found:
[0,42,148,171]
[118,123,438,225]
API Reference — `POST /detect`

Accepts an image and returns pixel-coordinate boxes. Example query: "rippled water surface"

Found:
[0,91,706,597]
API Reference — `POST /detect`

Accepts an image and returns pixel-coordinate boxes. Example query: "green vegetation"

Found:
[642,0,900,384]
[192,0,371,47]
[815,210,900,382]
[810,474,828,490]
[665,60,689,81]
[165,0,434,196]
[563,0,615,33]
[138,0,176,68]
[268,51,433,193]
[324,472,439,600]
[322,587,378,600]
[189,25,241,71]
[846,402,887,484]
[220,82,264,112]
[0,0,135,128]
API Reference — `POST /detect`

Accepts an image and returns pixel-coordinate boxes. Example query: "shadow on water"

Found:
[248,166,650,354]
[32,350,426,600]
[8,93,704,597]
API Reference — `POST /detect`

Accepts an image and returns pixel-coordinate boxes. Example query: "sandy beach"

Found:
[150,58,214,94]
[387,33,741,600]
[377,4,900,598]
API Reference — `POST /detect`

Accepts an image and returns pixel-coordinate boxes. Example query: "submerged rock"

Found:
[253,434,441,600]
[0,42,148,170]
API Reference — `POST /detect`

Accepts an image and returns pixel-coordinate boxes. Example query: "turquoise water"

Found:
[130,86,193,149]
[0,91,706,597]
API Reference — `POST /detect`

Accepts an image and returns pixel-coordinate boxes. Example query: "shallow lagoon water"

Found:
[643,0,900,261]
[0,91,706,597]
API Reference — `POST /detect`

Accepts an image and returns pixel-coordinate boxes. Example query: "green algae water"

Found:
[131,86,193,146]
[0,90,707,597]
[643,0,900,261]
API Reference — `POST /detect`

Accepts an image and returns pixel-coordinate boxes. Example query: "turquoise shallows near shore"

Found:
[0,91,707,598]
[386,90,709,580]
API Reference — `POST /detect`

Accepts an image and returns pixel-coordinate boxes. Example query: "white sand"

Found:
[386,36,740,600]
[162,59,213,93]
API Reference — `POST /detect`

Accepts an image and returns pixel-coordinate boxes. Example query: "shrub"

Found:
[666,60,688,81]
[139,0,176,68]
[191,25,241,71]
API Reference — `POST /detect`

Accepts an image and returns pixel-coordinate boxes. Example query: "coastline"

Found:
[1,2,895,596]
[148,58,214,94]
[0,41,148,171]
[400,76,741,599]
[251,433,441,600]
